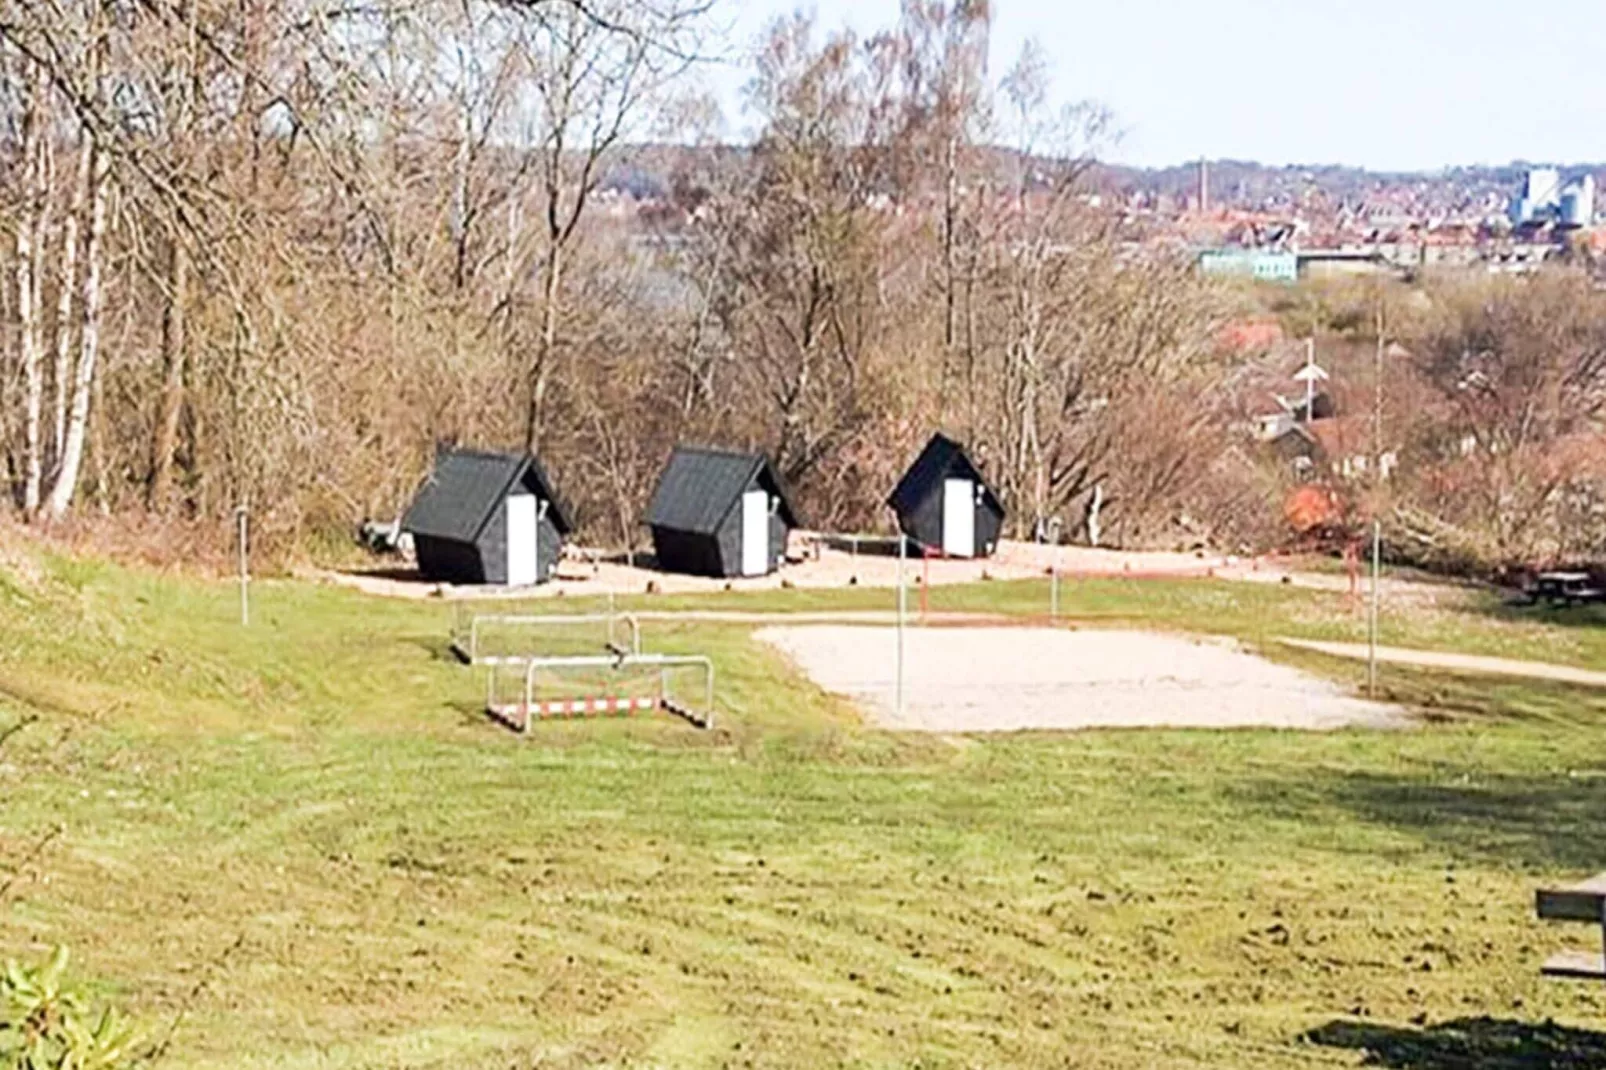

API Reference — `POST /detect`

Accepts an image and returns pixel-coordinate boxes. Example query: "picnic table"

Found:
[1536,871,1606,980]
[1530,571,1606,607]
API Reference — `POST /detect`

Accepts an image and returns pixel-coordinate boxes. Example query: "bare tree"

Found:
[981,40,1109,531]
[891,1,990,363]
[52,123,90,473]
[10,49,45,515]
[700,15,901,494]
[1402,273,1606,563]
[512,0,707,452]
[0,0,1239,560]
[44,136,108,520]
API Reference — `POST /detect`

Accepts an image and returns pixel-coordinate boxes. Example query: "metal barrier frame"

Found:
[452,612,642,665]
[484,652,714,732]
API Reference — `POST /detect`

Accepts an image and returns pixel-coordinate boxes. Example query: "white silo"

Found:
[1561,175,1597,227]
[1526,168,1563,210]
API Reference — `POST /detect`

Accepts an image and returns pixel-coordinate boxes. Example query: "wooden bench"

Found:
[1536,871,1606,980]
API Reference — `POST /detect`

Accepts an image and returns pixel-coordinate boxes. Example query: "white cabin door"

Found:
[505,494,538,586]
[942,479,975,557]
[740,490,769,576]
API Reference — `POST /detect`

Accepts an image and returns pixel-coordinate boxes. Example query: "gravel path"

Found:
[757,626,1405,733]
[1279,638,1606,689]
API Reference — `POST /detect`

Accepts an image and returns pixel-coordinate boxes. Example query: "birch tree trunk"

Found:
[35,135,55,448]
[52,133,91,470]
[15,67,45,516]
[16,215,43,517]
[524,239,562,452]
[45,142,111,520]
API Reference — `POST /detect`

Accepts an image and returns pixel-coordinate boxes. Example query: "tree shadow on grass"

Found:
[1237,770,1606,872]
[1375,668,1606,729]
[402,635,462,663]
[1305,1016,1606,1069]
[450,699,491,729]
[1474,589,1606,633]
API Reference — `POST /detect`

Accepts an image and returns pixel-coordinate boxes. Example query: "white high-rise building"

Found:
[1561,175,1597,227]
[1512,167,1564,223]
[1527,168,1563,208]
[1510,168,1600,226]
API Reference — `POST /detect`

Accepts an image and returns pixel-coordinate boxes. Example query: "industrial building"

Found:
[1512,168,1596,227]
[1197,250,1299,283]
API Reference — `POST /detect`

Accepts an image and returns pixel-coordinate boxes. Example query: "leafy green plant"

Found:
[0,947,136,1070]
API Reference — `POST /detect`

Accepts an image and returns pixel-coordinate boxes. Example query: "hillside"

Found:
[3,538,1606,1066]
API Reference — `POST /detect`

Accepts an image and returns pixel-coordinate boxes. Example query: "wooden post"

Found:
[895,520,905,724]
[236,505,250,627]
[920,548,930,621]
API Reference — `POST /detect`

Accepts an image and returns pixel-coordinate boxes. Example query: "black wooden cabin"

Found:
[887,433,1004,558]
[402,446,572,585]
[645,446,798,577]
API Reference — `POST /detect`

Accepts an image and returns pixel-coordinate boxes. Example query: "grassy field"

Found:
[3,546,1606,1068]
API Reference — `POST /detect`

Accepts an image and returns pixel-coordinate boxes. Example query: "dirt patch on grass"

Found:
[1280,638,1606,689]
[757,625,1406,733]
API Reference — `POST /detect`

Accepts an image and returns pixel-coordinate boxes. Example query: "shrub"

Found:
[0,947,137,1070]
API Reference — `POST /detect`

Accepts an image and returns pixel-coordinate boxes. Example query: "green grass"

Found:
[481,570,1606,670]
[2,548,1606,1067]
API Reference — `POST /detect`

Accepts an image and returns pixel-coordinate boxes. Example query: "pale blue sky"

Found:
[707,0,1606,171]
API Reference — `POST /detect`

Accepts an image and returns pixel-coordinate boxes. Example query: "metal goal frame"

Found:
[484,652,715,732]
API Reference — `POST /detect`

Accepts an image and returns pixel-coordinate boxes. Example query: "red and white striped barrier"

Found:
[487,695,658,729]
[536,696,656,717]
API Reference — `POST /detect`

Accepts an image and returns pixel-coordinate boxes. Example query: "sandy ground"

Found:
[308,534,1481,621]
[757,625,1405,733]
[1279,638,1606,689]
[308,535,1282,600]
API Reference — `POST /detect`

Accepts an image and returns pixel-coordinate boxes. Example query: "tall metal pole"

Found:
[235,505,250,627]
[895,525,906,723]
[1048,517,1062,620]
[1368,301,1385,696]
[1368,518,1381,696]
[1306,336,1316,419]
[1373,306,1385,487]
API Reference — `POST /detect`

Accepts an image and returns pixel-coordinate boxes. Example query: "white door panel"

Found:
[741,490,769,576]
[506,494,538,586]
[942,479,975,557]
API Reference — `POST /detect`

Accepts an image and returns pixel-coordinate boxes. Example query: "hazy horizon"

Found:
[710,0,1606,173]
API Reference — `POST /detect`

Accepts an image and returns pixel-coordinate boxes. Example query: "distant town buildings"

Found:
[1198,249,1298,282]
[1182,162,1603,282]
[587,150,1606,284]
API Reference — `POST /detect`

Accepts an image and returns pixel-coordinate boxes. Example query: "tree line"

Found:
[3,0,1599,574]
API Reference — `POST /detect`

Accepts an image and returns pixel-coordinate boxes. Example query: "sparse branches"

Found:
[0,0,1240,562]
[1402,272,1606,564]
[702,15,894,496]
[513,0,711,452]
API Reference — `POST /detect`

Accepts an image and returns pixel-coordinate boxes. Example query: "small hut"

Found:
[402,446,572,586]
[887,433,1004,558]
[645,446,798,577]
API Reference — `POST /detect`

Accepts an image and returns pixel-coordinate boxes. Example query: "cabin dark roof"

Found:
[645,446,798,535]
[887,433,1002,515]
[403,446,573,542]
